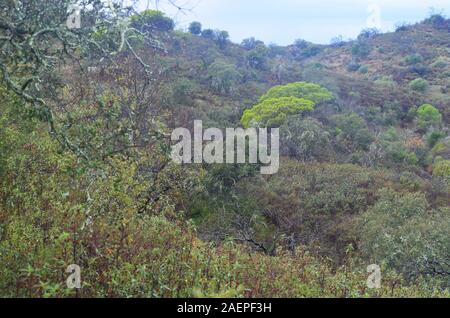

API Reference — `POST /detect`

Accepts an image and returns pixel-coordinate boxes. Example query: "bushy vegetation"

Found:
[410,78,429,92]
[360,189,449,287]
[416,104,442,130]
[0,2,449,298]
[131,10,175,32]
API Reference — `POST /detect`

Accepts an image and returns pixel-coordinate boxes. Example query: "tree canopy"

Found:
[241,97,315,128]
[130,10,175,33]
[188,21,202,35]
[417,104,442,129]
[241,82,333,128]
[259,81,334,104]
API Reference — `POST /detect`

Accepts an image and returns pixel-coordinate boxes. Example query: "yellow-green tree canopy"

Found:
[259,81,334,104]
[241,97,315,128]
[241,82,333,128]
[416,104,442,129]
[433,160,450,178]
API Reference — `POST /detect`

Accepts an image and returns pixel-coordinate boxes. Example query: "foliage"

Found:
[360,189,450,286]
[347,62,361,72]
[241,97,315,128]
[351,42,371,59]
[215,30,230,48]
[294,39,308,49]
[333,113,375,151]
[395,23,410,32]
[427,140,450,166]
[259,82,334,104]
[358,65,369,74]
[241,82,333,128]
[416,104,442,129]
[0,0,170,159]
[280,117,331,161]
[2,100,444,297]
[0,87,200,297]
[201,29,216,40]
[300,45,322,58]
[404,54,424,65]
[357,28,380,40]
[430,57,448,69]
[409,78,429,93]
[231,161,393,262]
[130,10,175,33]
[433,160,450,179]
[1,4,449,299]
[330,35,346,48]
[241,37,264,50]
[246,44,269,69]
[363,128,423,167]
[188,21,202,35]
[424,13,449,30]
[199,29,229,48]
[427,131,446,148]
[167,77,198,105]
[207,61,242,94]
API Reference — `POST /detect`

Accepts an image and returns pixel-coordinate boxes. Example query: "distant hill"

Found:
[141,15,449,129]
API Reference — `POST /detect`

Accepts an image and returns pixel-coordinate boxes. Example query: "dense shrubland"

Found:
[0,2,449,297]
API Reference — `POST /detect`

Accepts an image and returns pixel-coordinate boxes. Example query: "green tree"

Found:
[234,160,391,263]
[360,189,450,286]
[188,21,202,35]
[294,38,308,49]
[433,160,450,179]
[241,82,332,128]
[280,117,330,161]
[207,61,242,94]
[241,37,264,50]
[246,44,269,69]
[416,104,442,129]
[409,78,429,93]
[168,77,198,105]
[404,54,423,65]
[333,113,374,151]
[215,30,230,48]
[0,1,173,159]
[242,97,315,128]
[201,29,215,40]
[259,81,334,104]
[351,42,371,59]
[130,10,175,32]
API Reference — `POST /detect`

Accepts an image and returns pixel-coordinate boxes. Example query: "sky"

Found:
[136,0,450,45]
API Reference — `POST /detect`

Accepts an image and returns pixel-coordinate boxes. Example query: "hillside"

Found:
[145,17,450,270]
[122,15,450,131]
[0,3,449,298]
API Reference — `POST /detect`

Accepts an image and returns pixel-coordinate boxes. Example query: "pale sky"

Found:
[136,0,450,45]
